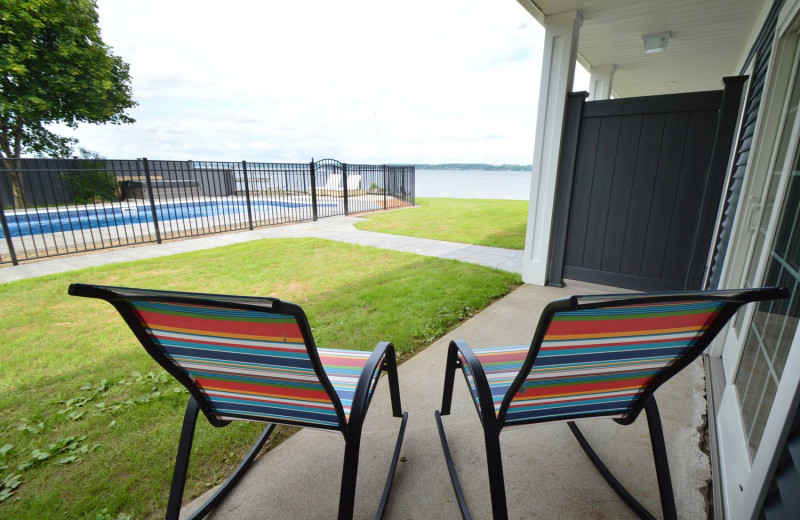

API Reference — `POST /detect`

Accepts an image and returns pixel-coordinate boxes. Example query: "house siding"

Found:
[707,0,785,288]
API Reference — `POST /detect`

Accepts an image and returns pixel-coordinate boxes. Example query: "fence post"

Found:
[242,160,254,230]
[142,158,162,244]
[342,163,349,215]
[309,160,318,221]
[0,173,19,265]
[410,166,416,204]
[383,165,388,211]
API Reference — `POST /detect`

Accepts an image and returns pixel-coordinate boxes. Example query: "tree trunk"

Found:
[2,159,26,208]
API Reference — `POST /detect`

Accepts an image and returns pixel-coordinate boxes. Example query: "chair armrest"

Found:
[347,341,397,428]
[449,339,499,427]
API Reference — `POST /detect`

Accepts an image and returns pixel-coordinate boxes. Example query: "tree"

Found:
[0,0,136,206]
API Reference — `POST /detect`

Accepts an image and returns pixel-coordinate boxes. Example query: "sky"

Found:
[54,0,586,165]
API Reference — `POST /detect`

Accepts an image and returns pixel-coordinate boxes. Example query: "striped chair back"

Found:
[499,290,752,427]
[77,286,347,430]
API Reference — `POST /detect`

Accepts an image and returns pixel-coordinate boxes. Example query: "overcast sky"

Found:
[55,0,588,165]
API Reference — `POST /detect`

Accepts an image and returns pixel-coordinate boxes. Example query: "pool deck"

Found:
[1,215,710,519]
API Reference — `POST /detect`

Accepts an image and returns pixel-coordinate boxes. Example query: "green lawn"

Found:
[0,237,520,519]
[354,197,528,249]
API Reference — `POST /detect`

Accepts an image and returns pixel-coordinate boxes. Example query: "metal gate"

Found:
[312,159,345,218]
[548,77,747,291]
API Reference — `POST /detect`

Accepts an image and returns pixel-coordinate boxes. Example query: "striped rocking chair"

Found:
[435,287,787,520]
[68,284,408,520]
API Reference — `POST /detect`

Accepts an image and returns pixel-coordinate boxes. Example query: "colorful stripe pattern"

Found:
[129,299,358,429]
[318,348,381,421]
[460,299,723,426]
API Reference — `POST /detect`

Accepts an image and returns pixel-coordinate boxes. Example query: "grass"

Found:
[0,237,521,519]
[354,197,528,249]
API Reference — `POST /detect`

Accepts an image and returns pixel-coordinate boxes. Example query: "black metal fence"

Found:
[0,158,415,265]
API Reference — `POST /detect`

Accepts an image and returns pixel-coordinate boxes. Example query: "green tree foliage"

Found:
[64,149,118,204]
[0,0,136,205]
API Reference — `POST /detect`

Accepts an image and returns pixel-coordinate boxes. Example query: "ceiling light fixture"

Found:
[642,31,671,54]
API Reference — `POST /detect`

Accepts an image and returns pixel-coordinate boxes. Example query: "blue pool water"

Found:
[2,199,334,238]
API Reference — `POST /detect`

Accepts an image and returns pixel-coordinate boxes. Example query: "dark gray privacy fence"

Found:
[0,158,415,265]
[548,76,746,292]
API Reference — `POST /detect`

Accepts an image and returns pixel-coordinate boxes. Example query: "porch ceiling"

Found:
[517,0,772,98]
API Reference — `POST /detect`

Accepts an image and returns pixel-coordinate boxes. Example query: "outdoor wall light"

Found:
[642,31,671,54]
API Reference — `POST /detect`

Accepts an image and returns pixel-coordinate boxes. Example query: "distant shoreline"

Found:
[416,168,531,200]
[412,164,532,172]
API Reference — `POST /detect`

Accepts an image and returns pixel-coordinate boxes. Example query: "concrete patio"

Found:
[0,215,710,518]
[182,281,710,520]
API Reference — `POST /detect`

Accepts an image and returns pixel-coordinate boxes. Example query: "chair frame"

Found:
[435,287,787,520]
[69,283,408,520]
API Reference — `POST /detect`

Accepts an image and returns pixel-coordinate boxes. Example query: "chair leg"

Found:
[483,421,508,520]
[165,396,276,520]
[166,396,201,520]
[339,423,363,520]
[339,412,409,520]
[568,396,677,520]
[435,410,509,520]
[435,410,472,520]
[184,423,276,520]
[645,397,678,520]
[375,411,409,520]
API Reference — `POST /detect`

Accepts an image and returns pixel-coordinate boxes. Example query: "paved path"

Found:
[0,215,523,283]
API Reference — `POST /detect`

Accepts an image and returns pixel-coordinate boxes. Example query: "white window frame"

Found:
[716,2,800,517]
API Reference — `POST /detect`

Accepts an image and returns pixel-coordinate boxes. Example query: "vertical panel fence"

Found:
[0,158,415,265]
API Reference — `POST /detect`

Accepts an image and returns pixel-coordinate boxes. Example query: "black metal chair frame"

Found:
[69,283,408,520]
[435,287,787,520]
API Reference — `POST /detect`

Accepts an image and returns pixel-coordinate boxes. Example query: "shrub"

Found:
[64,163,118,204]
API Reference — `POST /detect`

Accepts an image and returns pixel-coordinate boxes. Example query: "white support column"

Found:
[588,64,616,100]
[523,10,583,286]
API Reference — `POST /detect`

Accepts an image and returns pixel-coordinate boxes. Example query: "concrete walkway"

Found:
[0,215,709,519]
[0,215,523,283]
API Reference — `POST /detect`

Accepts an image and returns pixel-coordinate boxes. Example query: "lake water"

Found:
[415,169,531,200]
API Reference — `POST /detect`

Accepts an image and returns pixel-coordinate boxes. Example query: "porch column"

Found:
[523,10,583,285]
[588,64,616,100]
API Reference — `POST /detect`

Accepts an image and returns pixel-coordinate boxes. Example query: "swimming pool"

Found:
[1,199,336,238]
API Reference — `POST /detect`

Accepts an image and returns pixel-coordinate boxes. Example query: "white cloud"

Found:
[57,0,544,164]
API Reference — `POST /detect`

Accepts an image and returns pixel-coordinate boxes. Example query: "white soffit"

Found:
[519,0,771,98]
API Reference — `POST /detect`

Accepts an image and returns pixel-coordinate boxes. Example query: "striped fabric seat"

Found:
[461,300,724,424]
[318,348,377,421]
[460,345,527,417]
[129,299,344,428]
[506,299,723,425]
